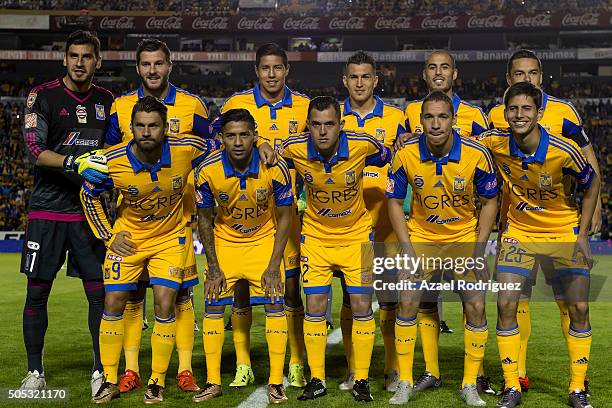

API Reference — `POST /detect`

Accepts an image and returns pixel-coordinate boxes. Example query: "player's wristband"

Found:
[63,154,77,172]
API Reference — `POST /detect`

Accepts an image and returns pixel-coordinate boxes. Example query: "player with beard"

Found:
[19,30,113,396]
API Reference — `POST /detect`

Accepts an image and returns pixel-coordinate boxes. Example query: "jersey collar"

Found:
[307,130,350,164]
[137,83,177,105]
[342,95,384,127]
[126,137,172,174]
[253,84,293,109]
[220,148,260,178]
[509,125,549,164]
[452,93,461,115]
[418,130,462,163]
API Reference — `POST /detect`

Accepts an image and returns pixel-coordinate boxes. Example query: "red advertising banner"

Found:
[49,11,612,33]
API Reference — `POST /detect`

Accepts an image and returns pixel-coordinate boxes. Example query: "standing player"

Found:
[400,50,493,395]
[386,91,498,406]
[192,109,292,404]
[337,51,405,392]
[218,43,309,388]
[82,97,218,403]
[282,96,392,402]
[104,38,212,393]
[19,30,113,395]
[487,49,602,391]
[479,82,598,408]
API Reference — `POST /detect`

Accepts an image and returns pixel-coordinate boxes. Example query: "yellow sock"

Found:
[340,303,353,371]
[266,311,288,384]
[285,305,305,365]
[100,312,125,384]
[567,325,592,393]
[418,309,440,377]
[304,314,327,380]
[380,304,399,373]
[516,299,531,378]
[232,306,252,366]
[395,316,417,384]
[558,301,570,340]
[175,297,195,373]
[123,300,143,374]
[149,315,177,387]
[497,325,521,391]
[463,322,488,387]
[202,312,225,385]
[352,313,376,381]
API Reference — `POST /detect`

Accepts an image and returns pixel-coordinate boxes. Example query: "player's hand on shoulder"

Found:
[262,264,284,304]
[394,132,416,151]
[109,231,136,257]
[204,265,227,302]
[258,140,278,166]
[69,150,109,184]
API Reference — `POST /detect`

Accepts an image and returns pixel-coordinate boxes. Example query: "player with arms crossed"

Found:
[282,96,391,402]
[218,43,309,388]
[337,50,405,392]
[386,91,499,406]
[81,97,218,404]
[192,109,293,404]
[479,82,598,408]
[19,30,113,395]
[488,50,602,392]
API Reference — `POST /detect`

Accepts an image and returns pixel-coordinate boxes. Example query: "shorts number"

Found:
[503,245,527,264]
[301,263,309,283]
[111,261,121,280]
[28,252,37,273]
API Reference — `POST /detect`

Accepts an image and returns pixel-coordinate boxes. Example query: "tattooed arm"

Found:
[197,206,226,302]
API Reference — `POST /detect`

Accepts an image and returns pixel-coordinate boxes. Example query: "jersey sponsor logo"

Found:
[140,213,170,222]
[325,177,335,184]
[62,131,98,146]
[304,171,313,184]
[127,185,139,196]
[363,171,379,178]
[386,178,395,193]
[256,188,269,203]
[307,186,358,204]
[172,175,183,190]
[59,107,70,117]
[218,192,230,202]
[25,113,37,128]
[503,237,518,244]
[288,120,299,134]
[76,105,87,123]
[413,191,470,209]
[300,255,308,262]
[345,170,356,187]
[515,201,544,211]
[26,92,37,109]
[502,163,511,175]
[375,128,385,141]
[278,190,292,200]
[317,208,353,218]
[231,223,262,234]
[486,179,498,190]
[106,253,123,261]
[126,192,183,211]
[508,182,559,200]
[27,241,40,250]
[425,214,460,224]
[539,173,552,188]
[453,177,466,193]
[414,175,424,189]
[169,118,180,134]
[269,123,279,131]
[95,104,105,120]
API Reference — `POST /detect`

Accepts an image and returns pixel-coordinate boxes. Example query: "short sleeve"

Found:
[364,134,391,167]
[272,159,293,207]
[386,153,408,200]
[561,142,595,189]
[471,106,489,136]
[192,96,213,139]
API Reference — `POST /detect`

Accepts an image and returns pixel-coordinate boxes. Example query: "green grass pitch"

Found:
[1,253,611,407]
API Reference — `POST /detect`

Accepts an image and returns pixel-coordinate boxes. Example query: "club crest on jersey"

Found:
[76,105,87,124]
[453,177,466,193]
[304,172,313,184]
[169,118,180,134]
[539,173,552,188]
[219,192,229,202]
[375,128,385,141]
[345,170,356,187]
[127,185,139,196]
[288,120,299,134]
[256,188,269,203]
[172,175,183,190]
[26,92,37,109]
[95,104,105,120]
[414,175,424,189]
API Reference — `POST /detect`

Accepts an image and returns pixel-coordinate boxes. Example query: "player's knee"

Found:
[464,301,486,326]
[306,294,328,315]
[25,278,53,308]
[349,293,372,316]
[567,302,589,323]
[154,299,176,319]
[398,300,419,319]
[104,291,129,314]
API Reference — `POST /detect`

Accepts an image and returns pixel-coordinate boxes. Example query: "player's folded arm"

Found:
[80,178,115,244]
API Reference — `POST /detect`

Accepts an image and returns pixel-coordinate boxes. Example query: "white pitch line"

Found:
[236,301,380,408]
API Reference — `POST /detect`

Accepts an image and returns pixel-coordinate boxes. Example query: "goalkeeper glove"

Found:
[64,150,109,184]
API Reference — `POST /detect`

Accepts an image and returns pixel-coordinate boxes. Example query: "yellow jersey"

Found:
[105,83,211,145]
[194,148,293,244]
[487,91,589,148]
[477,126,595,235]
[387,132,498,241]
[341,96,403,240]
[405,93,488,138]
[81,135,218,244]
[281,130,391,245]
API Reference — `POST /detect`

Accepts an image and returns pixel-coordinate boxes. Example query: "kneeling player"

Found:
[386,91,499,405]
[80,96,218,404]
[193,109,292,404]
[478,82,598,408]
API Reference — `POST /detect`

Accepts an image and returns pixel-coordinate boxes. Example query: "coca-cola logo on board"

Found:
[236,17,274,30]
[145,16,183,30]
[328,17,366,30]
[374,17,412,30]
[282,17,320,30]
[467,15,504,28]
[514,14,552,27]
[192,16,229,30]
[561,13,600,26]
[421,15,458,29]
[99,16,135,30]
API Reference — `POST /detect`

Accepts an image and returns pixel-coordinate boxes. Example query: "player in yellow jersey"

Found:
[81,97,219,403]
[399,49,494,395]
[386,91,499,406]
[103,38,211,393]
[478,82,598,408]
[281,96,392,402]
[217,43,309,388]
[192,109,293,404]
[487,50,602,392]
[336,51,405,392]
